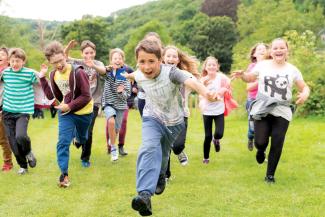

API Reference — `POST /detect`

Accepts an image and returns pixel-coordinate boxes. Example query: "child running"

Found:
[199,56,236,164]
[0,47,13,171]
[1,48,38,175]
[123,39,219,216]
[39,41,93,187]
[231,38,310,183]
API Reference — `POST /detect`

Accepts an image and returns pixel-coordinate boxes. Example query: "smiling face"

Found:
[9,56,25,72]
[163,48,180,66]
[81,46,96,61]
[137,50,161,79]
[0,50,9,68]
[254,44,267,62]
[205,59,219,76]
[111,52,124,68]
[270,39,288,64]
[49,53,67,73]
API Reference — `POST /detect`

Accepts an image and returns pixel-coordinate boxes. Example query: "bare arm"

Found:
[246,81,258,91]
[295,80,310,105]
[64,39,78,58]
[231,70,257,83]
[184,77,219,101]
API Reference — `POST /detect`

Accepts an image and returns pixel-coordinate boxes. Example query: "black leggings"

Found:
[254,115,289,176]
[203,114,224,159]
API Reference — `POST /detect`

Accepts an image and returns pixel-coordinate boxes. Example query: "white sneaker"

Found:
[111,148,119,161]
[177,151,188,166]
[17,167,28,175]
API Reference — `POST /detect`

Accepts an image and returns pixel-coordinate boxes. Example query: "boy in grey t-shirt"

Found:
[123,39,219,216]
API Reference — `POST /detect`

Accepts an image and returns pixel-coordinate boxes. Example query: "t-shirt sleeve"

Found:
[169,66,192,84]
[292,66,304,82]
[250,62,262,77]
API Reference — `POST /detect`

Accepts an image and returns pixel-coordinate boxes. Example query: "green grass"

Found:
[0,110,324,217]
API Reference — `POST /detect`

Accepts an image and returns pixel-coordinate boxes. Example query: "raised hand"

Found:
[230,70,244,80]
[83,58,95,68]
[39,64,48,78]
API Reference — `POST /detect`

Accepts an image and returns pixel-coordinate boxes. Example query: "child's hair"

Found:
[135,39,162,60]
[0,47,9,56]
[271,38,289,49]
[44,41,64,61]
[9,48,26,61]
[249,43,270,63]
[80,40,96,51]
[201,56,219,77]
[143,32,163,49]
[109,48,125,62]
[163,45,200,78]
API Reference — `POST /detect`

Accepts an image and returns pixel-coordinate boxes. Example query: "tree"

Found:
[201,0,240,21]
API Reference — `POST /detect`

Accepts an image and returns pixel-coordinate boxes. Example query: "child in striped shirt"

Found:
[1,48,38,175]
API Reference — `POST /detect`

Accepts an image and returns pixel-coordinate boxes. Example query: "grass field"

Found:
[0,109,324,217]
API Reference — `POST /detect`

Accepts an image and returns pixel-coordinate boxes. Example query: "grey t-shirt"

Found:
[134,64,191,126]
[251,60,303,121]
[69,58,105,107]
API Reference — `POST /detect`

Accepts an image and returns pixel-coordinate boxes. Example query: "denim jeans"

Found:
[57,111,93,174]
[136,116,185,194]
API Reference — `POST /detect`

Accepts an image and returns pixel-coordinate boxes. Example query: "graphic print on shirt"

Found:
[264,74,289,100]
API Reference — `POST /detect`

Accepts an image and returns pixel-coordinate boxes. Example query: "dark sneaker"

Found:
[265,175,275,183]
[256,150,266,164]
[58,174,70,188]
[81,160,91,168]
[247,139,254,151]
[177,151,188,166]
[73,139,82,149]
[118,145,128,156]
[26,151,37,168]
[132,191,152,216]
[213,138,220,152]
[202,159,210,164]
[155,174,166,195]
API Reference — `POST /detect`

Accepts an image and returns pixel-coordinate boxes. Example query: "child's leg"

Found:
[136,117,164,195]
[0,118,12,165]
[202,115,213,159]
[213,114,224,140]
[15,115,31,156]
[266,116,289,177]
[172,117,188,155]
[118,109,129,146]
[254,116,271,152]
[75,113,93,152]
[57,113,76,174]
[3,113,27,168]
[138,98,145,117]
[104,106,118,147]
[81,106,99,162]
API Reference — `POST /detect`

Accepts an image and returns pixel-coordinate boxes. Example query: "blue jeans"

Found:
[57,112,93,174]
[246,99,255,140]
[136,116,185,194]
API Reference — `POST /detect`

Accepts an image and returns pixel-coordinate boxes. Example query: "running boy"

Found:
[39,41,93,187]
[123,40,219,216]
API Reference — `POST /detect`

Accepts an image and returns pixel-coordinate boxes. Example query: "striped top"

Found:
[2,67,37,114]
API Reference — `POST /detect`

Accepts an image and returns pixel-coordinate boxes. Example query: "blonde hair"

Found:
[109,48,125,63]
[249,42,270,63]
[9,48,26,61]
[201,56,219,77]
[163,45,200,78]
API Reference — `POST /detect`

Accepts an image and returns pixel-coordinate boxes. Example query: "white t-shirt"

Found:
[251,60,304,121]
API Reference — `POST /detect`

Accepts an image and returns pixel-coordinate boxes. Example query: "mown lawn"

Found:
[0,109,324,217]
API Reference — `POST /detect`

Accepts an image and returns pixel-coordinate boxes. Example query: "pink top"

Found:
[247,63,258,100]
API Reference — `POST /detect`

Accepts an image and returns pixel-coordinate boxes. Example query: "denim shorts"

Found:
[103,106,125,130]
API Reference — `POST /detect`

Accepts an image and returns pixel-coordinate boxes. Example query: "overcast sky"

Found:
[0,0,154,21]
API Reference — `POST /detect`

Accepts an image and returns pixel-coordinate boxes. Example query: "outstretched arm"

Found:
[184,77,220,101]
[64,39,78,59]
[295,80,310,105]
[231,70,257,83]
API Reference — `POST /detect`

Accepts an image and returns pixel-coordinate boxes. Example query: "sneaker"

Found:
[118,145,128,156]
[26,151,37,168]
[177,151,188,166]
[58,174,70,188]
[2,162,13,171]
[256,150,266,164]
[265,175,275,183]
[202,159,210,164]
[247,139,254,151]
[111,147,119,161]
[17,167,28,175]
[155,174,166,195]
[72,139,82,149]
[213,138,220,152]
[81,160,91,168]
[132,191,152,216]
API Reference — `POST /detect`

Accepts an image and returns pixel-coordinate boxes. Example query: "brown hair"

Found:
[0,47,9,56]
[109,48,125,62]
[271,38,289,49]
[249,43,270,63]
[44,41,64,61]
[135,39,162,60]
[80,40,96,51]
[163,45,200,78]
[9,48,26,61]
[143,32,163,49]
[201,56,219,77]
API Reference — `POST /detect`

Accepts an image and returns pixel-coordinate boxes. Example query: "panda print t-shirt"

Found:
[251,60,304,121]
